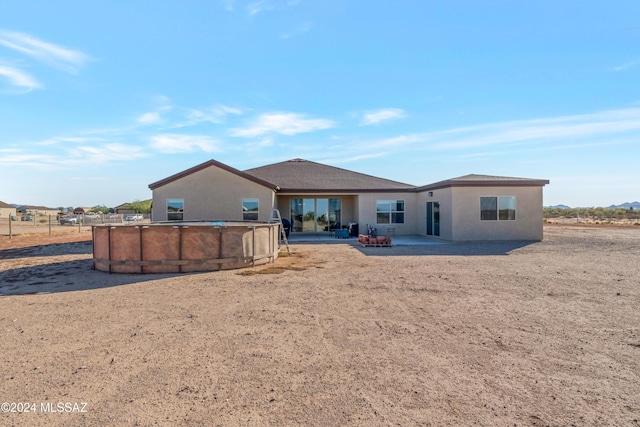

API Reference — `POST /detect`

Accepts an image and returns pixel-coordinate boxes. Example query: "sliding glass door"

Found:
[426,201,440,236]
[303,198,315,232]
[290,198,341,232]
[316,198,329,231]
[329,198,341,230]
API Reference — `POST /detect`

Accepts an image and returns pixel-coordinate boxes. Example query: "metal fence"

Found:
[5,213,151,231]
[58,213,150,226]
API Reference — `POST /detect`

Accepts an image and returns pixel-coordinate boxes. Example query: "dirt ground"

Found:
[0,225,638,426]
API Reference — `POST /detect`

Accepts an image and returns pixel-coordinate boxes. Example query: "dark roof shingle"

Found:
[244,158,415,192]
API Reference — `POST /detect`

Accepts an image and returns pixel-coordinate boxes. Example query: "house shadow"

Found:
[350,239,539,257]
[286,234,539,256]
[0,241,185,296]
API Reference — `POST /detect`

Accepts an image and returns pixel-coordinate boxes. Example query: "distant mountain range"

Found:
[546,202,640,210]
[607,201,640,210]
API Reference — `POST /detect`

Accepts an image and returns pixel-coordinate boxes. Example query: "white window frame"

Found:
[376,199,405,224]
[167,198,184,221]
[480,196,516,221]
[242,198,259,221]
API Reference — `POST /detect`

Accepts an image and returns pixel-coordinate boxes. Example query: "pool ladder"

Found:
[269,209,290,254]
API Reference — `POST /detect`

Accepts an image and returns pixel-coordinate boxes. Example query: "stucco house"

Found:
[73,207,94,215]
[149,158,549,241]
[0,201,17,219]
[16,205,60,218]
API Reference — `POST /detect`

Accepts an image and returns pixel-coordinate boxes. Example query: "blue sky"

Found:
[1,1,639,208]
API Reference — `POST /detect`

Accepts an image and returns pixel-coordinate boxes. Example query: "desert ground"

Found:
[0,224,638,426]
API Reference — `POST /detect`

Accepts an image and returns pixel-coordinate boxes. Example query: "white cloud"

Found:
[138,112,161,125]
[215,104,243,115]
[226,0,299,15]
[222,0,236,11]
[135,96,174,125]
[184,105,243,125]
[242,136,276,152]
[139,100,242,129]
[361,108,406,125]
[0,142,147,171]
[35,136,105,146]
[0,147,20,153]
[0,152,62,170]
[319,151,388,165]
[280,22,312,39]
[229,112,334,137]
[150,134,222,153]
[152,95,173,109]
[247,0,268,16]
[436,108,640,150]
[0,64,41,91]
[366,106,640,151]
[0,30,89,74]
[367,133,430,149]
[74,143,147,163]
[611,58,640,72]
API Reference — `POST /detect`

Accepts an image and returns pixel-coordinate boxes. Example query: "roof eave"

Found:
[414,179,550,192]
[276,187,416,194]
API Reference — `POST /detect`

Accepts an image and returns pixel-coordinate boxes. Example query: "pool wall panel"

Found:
[92,223,280,274]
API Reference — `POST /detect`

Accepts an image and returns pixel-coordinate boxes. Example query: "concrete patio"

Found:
[285,233,448,246]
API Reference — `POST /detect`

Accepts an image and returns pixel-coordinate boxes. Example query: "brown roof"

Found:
[244,159,415,193]
[148,159,549,194]
[73,207,94,213]
[414,174,550,192]
[18,205,59,210]
[0,201,15,209]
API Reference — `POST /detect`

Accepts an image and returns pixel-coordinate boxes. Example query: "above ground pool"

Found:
[92,221,281,273]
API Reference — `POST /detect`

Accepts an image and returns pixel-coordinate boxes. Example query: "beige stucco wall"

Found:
[356,192,419,235]
[151,166,275,222]
[339,195,357,224]
[17,208,60,217]
[33,209,61,217]
[449,186,544,241]
[0,207,17,218]
[416,188,454,240]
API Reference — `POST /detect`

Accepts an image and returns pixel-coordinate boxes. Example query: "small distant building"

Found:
[17,205,61,217]
[73,207,93,215]
[113,203,136,214]
[0,201,17,219]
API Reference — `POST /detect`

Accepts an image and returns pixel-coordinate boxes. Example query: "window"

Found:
[480,196,516,221]
[376,200,405,224]
[480,197,497,220]
[499,196,516,220]
[242,198,259,221]
[167,198,184,221]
